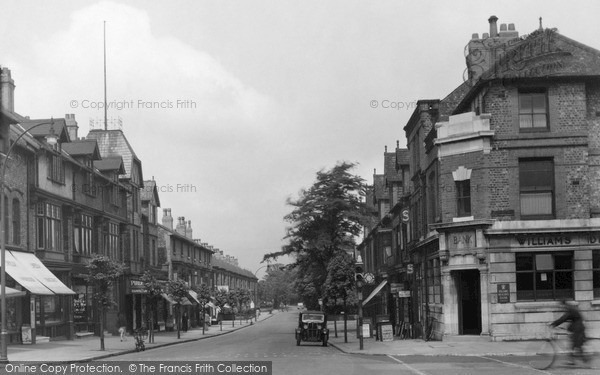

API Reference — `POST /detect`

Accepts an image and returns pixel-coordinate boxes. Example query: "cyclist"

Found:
[550,300,588,365]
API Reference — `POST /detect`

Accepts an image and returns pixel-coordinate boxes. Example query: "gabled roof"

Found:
[85,129,141,180]
[212,256,257,280]
[396,148,409,167]
[62,140,101,160]
[20,118,70,143]
[455,28,600,114]
[94,156,125,174]
[141,180,161,207]
[384,152,403,183]
[373,174,387,201]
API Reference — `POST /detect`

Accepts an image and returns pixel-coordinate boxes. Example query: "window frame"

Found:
[515,251,573,301]
[456,179,471,217]
[593,250,600,299]
[36,203,62,250]
[518,89,549,131]
[519,159,555,220]
[47,151,65,184]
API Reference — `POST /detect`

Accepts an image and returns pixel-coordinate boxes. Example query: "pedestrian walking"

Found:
[182,312,189,332]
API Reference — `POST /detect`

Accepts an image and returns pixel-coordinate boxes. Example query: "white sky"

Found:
[2,0,599,279]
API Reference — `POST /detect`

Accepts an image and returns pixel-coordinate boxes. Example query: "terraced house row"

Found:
[359,16,600,341]
[0,67,257,344]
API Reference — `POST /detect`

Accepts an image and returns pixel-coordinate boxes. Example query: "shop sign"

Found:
[389,283,403,293]
[406,264,414,274]
[401,209,410,223]
[515,234,571,246]
[497,283,510,304]
[448,231,476,251]
[398,291,411,298]
[130,279,147,294]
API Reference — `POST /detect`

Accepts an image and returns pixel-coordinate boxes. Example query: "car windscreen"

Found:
[301,314,325,323]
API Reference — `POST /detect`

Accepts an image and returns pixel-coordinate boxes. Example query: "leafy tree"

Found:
[214,288,230,311]
[192,284,212,333]
[235,288,252,313]
[141,270,164,343]
[323,251,357,314]
[166,279,189,339]
[259,264,298,309]
[85,254,124,350]
[264,162,369,311]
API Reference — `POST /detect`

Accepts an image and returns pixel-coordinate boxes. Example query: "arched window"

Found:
[12,198,20,245]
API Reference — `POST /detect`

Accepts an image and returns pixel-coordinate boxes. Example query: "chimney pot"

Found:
[482,32,489,39]
[500,23,507,31]
[488,15,499,37]
[508,23,515,31]
[471,33,479,40]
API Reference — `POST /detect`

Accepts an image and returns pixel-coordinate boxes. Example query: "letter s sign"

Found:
[401,209,410,223]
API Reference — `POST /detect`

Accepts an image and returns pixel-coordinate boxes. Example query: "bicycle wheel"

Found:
[528,339,556,370]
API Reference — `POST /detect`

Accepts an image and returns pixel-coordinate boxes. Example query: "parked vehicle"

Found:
[297,302,304,310]
[295,311,329,346]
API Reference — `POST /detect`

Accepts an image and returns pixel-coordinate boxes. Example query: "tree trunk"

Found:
[176,304,181,339]
[100,308,105,351]
[148,298,155,344]
[149,313,154,344]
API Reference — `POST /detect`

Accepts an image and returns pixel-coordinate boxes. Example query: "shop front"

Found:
[432,219,600,341]
[4,250,75,343]
[485,220,600,341]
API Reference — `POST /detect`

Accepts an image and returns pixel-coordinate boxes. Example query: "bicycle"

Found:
[528,325,592,370]
[133,328,147,352]
[424,316,437,342]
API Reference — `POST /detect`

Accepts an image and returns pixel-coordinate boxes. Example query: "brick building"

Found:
[362,17,600,341]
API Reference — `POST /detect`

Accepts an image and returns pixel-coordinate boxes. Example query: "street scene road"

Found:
[107,311,598,375]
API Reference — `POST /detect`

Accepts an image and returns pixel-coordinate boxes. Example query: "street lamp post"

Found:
[1,119,58,363]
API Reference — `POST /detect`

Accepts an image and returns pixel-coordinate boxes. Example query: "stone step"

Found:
[442,334,491,343]
[35,336,50,343]
[75,331,95,338]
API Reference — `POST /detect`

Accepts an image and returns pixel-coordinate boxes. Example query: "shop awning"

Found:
[161,293,193,306]
[187,290,201,304]
[4,251,54,295]
[10,251,75,295]
[1,285,27,298]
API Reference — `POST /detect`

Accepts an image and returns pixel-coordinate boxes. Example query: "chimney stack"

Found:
[488,15,498,37]
[186,220,193,238]
[1,67,15,112]
[176,216,187,236]
[162,208,173,230]
[65,113,79,140]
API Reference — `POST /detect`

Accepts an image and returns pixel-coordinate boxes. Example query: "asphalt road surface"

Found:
[108,311,598,375]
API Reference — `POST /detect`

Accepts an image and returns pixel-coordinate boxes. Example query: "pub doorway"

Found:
[457,269,481,335]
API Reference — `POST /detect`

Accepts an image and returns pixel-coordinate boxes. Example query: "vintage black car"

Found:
[295,311,329,346]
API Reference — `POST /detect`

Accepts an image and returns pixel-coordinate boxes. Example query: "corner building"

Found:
[364,17,600,341]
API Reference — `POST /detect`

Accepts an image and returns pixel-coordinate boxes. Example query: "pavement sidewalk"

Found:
[6,311,600,363]
[6,312,276,363]
[326,320,600,357]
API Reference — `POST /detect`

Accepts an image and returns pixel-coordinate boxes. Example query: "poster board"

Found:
[361,324,371,338]
[378,323,394,342]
